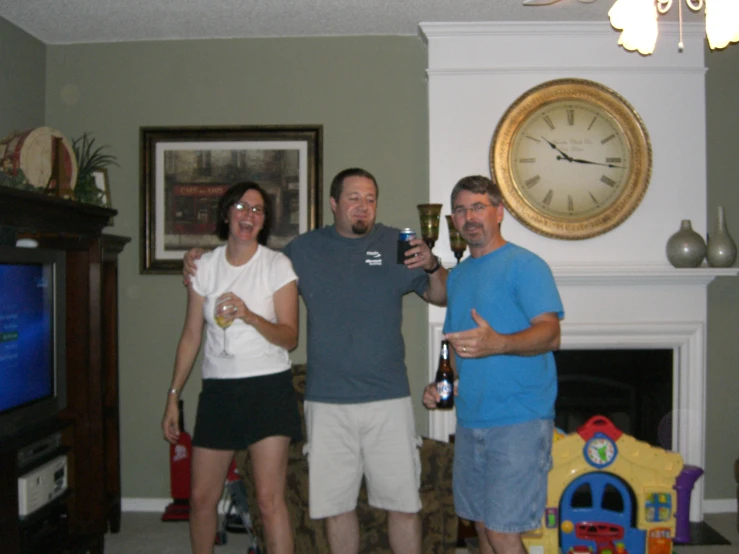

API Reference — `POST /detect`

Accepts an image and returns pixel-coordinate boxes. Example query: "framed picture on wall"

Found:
[140,125,323,274]
[92,168,112,208]
[93,168,114,226]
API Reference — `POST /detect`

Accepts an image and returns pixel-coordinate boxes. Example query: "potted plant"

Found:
[0,158,33,191]
[72,132,118,206]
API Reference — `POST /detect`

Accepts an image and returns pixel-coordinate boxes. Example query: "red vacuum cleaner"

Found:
[162,399,192,521]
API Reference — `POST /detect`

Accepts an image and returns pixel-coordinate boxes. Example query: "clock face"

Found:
[584,435,618,468]
[491,79,652,240]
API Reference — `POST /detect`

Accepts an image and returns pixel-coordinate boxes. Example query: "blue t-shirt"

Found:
[443,242,564,428]
[284,223,429,403]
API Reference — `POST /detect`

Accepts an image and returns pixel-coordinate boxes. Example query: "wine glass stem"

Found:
[223,328,228,355]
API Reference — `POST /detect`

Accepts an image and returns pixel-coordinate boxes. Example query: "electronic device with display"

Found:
[0,246,67,443]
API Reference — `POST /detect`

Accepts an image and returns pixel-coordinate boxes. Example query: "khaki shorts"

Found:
[304,397,422,519]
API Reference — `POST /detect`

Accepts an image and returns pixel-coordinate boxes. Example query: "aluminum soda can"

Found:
[397,228,416,264]
[399,228,416,242]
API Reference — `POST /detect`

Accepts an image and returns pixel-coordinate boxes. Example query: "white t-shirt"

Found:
[191,244,297,379]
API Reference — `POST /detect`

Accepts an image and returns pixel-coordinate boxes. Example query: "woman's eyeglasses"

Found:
[233,202,265,216]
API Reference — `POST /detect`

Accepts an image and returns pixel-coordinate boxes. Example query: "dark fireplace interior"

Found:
[553,349,673,449]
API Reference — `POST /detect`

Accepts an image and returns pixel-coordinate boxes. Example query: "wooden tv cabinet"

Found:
[0,186,130,553]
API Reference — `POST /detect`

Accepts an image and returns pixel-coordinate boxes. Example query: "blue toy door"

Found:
[560,472,646,554]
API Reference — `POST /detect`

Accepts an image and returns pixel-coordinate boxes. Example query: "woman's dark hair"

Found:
[215,181,272,245]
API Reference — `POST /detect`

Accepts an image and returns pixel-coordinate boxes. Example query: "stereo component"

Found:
[17,454,68,517]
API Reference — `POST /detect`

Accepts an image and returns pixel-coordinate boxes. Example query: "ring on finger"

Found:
[462,346,467,353]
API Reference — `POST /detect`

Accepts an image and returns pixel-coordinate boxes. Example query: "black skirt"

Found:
[192,369,302,450]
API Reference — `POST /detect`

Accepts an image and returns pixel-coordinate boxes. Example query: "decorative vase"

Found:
[665,220,706,268]
[706,206,737,267]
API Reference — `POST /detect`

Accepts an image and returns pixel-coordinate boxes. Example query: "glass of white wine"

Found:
[214,297,236,357]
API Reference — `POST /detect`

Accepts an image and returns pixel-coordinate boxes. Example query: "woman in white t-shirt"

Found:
[162,181,300,554]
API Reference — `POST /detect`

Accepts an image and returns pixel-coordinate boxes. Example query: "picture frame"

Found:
[92,168,112,208]
[140,125,323,274]
[92,168,114,226]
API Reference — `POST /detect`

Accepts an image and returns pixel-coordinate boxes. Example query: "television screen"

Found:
[0,263,55,413]
[0,246,66,441]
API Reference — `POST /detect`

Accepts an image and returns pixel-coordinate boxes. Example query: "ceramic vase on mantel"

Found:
[706,206,737,267]
[666,219,706,268]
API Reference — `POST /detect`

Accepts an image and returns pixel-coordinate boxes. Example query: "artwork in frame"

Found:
[93,168,114,226]
[140,125,323,274]
[92,168,112,208]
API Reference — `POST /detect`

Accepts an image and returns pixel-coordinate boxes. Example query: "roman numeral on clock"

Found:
[525,175,541,188]
[567,195,574,212]
[542,115,555,130]
[542,189,553,206]
[600,175,616,187]
[567,109,575,126]
[601,134,616,145]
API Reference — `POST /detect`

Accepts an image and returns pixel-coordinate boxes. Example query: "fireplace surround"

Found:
[428,267,737,522]
[553,348,672,448]
[420,21,739,522]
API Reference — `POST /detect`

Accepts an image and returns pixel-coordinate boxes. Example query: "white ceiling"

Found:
[0,0,638,45]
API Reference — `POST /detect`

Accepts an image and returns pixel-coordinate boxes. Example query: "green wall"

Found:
[0,13,734,503]
[0,17,45,137]
[43,36,430,499]
[705,44,739,500]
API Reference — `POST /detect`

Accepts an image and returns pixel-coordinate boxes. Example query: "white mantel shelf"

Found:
[424,21,732,523]
[549,265,739,287]
[440,263,739,287]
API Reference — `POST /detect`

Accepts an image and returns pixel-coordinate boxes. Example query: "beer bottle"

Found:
[435,339,454,409]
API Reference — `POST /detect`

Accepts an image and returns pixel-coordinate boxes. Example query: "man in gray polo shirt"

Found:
[186,167,447,554]
[288,167,446,554]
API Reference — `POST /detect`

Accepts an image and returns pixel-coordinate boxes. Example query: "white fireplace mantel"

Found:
[551,265,739,286]
[421,21,736,523]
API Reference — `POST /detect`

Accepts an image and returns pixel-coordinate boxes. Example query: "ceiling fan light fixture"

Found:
[522,0,564,5]
[705,0,739,49]
[609,0,659,54]
[609,0,739,54]
[522,0,599,4]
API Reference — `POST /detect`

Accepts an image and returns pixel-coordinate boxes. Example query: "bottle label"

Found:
[437,380,452,400]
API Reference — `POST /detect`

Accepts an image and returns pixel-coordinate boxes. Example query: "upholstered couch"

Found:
[235,364,458,553]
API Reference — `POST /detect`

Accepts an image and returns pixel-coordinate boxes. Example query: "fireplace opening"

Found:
[553,349,673,449]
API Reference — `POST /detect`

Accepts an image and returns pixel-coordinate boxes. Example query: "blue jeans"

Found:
[453,419,553,533]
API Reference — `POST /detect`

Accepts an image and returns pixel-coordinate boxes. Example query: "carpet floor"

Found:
[103,511,737,553]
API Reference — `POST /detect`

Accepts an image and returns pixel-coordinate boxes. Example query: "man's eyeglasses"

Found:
[452,203,493,218]
[233,202,265,216]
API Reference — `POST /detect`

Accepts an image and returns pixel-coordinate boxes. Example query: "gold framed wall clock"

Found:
[490,78,652,240]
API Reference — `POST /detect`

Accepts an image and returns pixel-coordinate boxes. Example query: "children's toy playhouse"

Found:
[522,415,694,554]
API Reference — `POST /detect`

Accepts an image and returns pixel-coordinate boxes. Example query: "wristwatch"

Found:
[424,256,442,274]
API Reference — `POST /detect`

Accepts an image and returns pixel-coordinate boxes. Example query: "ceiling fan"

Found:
[523,0,597,5]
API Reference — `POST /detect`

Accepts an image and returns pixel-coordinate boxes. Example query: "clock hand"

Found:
[541,137,625,168]
[570,157,626,169]
[597,446,607,461]
[541,136,574,162]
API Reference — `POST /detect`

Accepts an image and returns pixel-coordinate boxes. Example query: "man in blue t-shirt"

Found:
[185,168,447,554]
[423,175,564,554]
